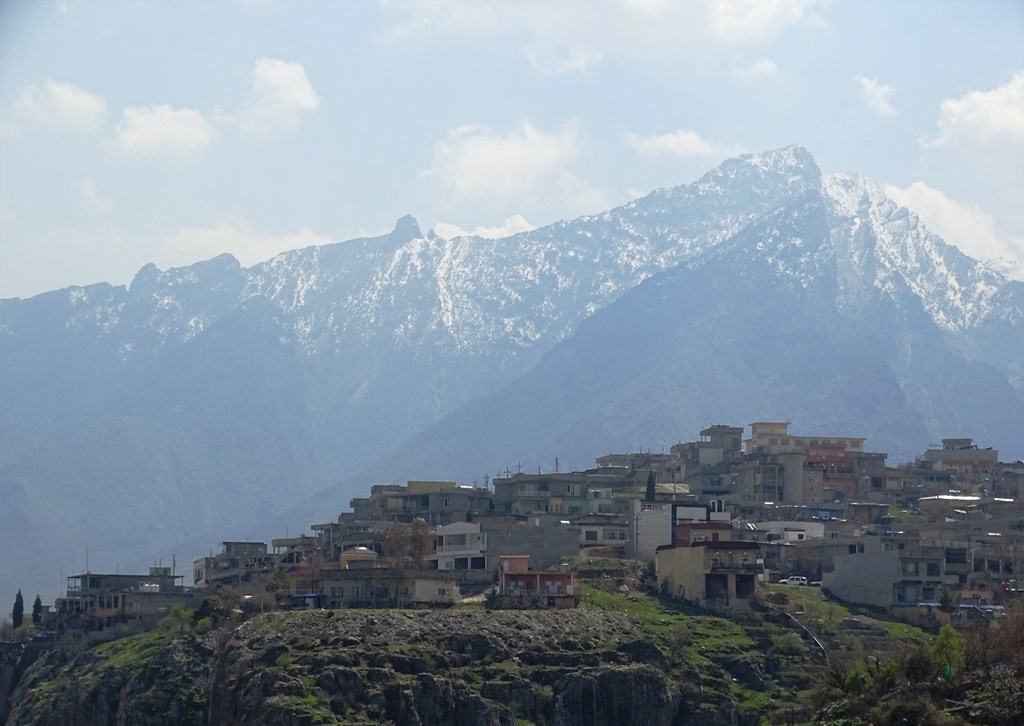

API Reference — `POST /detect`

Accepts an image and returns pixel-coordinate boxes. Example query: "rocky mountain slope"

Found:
[2,146,1022,609]
[1,601,812,725]
[5,582,1019,726]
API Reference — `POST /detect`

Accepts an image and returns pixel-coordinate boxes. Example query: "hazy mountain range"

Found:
[2,145,1022,608]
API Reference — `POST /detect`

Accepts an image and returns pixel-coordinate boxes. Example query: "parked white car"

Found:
[782,576,808,586]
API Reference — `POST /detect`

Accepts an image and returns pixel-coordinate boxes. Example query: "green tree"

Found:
[938,585,959,615]
[12,590,23,630]
[931,623,965,680]
[31,594,43,625]
[645,469,656,502]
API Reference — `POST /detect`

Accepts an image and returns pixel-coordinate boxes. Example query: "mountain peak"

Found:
[389,215,423,244]
[739,144,820,180]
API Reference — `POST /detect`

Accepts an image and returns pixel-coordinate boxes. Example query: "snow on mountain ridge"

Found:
[822,172,1005,331]
[12,146,1018,362]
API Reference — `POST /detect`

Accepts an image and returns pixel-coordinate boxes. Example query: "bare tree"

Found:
[409,518,432,569]
[383,523,412,567]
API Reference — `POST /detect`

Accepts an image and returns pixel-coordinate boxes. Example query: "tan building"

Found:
[656,541,763,610]
[745,421,866,455]
[319,568,460,609]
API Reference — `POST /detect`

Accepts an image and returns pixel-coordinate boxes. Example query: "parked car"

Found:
[782,576,808,586]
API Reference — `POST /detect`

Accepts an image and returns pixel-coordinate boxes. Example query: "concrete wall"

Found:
[656,547,705,602]
[824,540,898,609]
[633,502,673,561]
[480,517,580,571]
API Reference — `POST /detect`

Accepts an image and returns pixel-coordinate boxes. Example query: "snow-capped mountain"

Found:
[1,145,1021,609]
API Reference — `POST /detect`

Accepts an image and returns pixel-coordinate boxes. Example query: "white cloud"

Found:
[382,0,824,73]
[423,119,582,201]
[13,80,107,132]
[556,170,612,214]
[433,214,536,239]
[56,1,69,15]
[732,57,778,81]
[79,178,113,213]
[159,217,333,268]
[884,181,1024,263]
[107,105,218,160]
[623,128,742,159]
[854,74,897,117]
[235,58,320,136]
[525,45,598,76]
[921,70,1024,149]
[710,0,823,44]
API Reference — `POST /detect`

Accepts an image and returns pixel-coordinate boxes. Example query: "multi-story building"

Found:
[656,540,763,610]
[744,421,866,455]
[57,566,193,630]
[917,439,999,480]
[430,521,488,571]
[193,541,273,590]
[496,555,578,607]
[350,480,494,525]
[825,538,953,610]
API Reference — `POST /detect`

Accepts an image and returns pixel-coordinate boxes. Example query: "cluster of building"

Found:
[36,421,1024,642]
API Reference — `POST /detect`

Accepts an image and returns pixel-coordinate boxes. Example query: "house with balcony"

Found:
[430,521,487,571]
[655,540,763,611]
[577,514,630,551]
[496,555,577,608]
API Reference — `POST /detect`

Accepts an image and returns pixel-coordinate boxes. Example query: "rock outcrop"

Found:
[3,608,777,725]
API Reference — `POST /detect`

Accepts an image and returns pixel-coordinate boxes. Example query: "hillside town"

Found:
[13,421,1024,646]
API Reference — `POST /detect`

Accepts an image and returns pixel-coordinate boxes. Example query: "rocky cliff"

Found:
[4,606,788,725]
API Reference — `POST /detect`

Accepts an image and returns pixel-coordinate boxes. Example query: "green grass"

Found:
[763,583,931,644]
[92,630,167,669]
[264,694,336,724]
[730,681,776,713]
[580,584,753,667]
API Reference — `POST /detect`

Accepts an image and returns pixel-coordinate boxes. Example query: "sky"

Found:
[0,0,1022,299]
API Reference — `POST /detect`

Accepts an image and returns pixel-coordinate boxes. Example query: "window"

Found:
[903,561,919,576]
[926,563,940,577]
[585,530,598,541]
[438,588,447,597]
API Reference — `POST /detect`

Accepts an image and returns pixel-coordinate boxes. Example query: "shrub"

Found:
[844,666,872,694]
[770,632,805,657]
